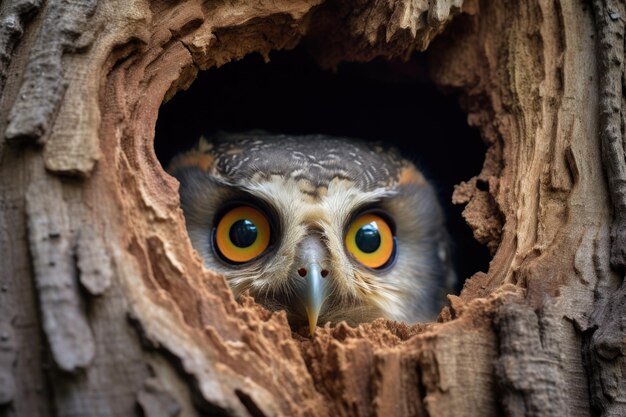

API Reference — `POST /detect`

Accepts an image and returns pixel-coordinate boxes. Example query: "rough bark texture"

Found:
[0,0,623,416]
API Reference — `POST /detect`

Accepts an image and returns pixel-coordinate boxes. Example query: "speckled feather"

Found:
[169,132,455,327]
[170,132,409,191]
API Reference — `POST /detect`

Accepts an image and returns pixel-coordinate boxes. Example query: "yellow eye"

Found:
[345,213,395,269]
[214,206,271,263]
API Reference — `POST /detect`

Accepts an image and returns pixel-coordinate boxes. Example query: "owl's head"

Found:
[168,132,454,333]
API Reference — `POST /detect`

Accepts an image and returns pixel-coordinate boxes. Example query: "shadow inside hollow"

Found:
[155,46,491,293]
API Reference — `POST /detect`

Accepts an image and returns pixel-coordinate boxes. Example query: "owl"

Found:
[168,132,455,334]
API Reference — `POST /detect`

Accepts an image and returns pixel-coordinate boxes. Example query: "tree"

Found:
[1,0,624,416]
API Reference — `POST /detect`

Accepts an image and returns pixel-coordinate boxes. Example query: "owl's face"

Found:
[169,133,453,333]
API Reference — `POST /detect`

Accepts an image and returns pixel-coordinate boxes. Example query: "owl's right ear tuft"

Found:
[196,136,214,153]
[167,136,215,174]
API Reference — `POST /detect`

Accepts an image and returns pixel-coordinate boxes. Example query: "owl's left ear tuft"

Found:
[167,136,215,173]
[397,164,426,186]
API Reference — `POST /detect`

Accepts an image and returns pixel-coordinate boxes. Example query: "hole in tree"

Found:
[155,46,491,296]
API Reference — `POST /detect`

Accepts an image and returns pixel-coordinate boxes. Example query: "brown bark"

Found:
[0,0,624,416]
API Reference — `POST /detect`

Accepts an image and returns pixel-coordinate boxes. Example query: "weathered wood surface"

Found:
[0,0,623,416]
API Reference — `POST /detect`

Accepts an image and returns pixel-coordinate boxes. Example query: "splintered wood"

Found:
[0,0,624,416]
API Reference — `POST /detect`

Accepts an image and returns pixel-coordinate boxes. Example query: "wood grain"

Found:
[0,0,622,416]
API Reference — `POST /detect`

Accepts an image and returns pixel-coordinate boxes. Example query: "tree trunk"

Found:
[0,0,624,416]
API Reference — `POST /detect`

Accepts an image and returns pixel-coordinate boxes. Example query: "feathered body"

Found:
[169,132,454,330]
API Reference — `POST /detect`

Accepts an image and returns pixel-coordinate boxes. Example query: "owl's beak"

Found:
[300,262,328,336]
[295,235,330,335]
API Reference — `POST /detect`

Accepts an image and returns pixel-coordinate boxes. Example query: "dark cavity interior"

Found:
[154,47,491,292]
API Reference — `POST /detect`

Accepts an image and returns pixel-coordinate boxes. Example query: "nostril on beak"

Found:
[298,268,307,277]
[320,269,329,278]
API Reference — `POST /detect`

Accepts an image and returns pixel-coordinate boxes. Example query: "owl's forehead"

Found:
[209,134,408,191]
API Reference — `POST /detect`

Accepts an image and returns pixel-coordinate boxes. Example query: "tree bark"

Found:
[0,0,624,416]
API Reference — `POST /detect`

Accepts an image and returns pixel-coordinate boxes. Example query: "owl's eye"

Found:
[345,213,396,269]
[214,206,271,263]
